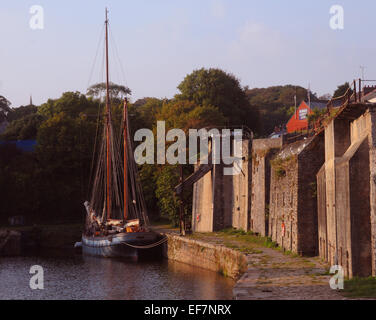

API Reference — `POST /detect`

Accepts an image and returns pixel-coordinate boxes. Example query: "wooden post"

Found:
[123,99,128,221]
[179,165,185,236]
[105,8,111,220]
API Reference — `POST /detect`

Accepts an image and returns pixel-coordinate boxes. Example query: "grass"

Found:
[189,228,319,269]
[219,228,278,249]
[343,277,376,298]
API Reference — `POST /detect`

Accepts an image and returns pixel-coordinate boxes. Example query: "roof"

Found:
[0,140,37,152]
[305,101,328,110]
[268,129,286,139]
[363,89,376,102]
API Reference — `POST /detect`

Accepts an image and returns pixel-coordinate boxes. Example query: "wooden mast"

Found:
[123,99,128,221]
[105,8,111,220]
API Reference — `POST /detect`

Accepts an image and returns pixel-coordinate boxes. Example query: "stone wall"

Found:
[162,233,247,279]
[232,139,252,231]
[250,138,283,236]
[368,107,376,276]
[192,169,214,232]
[319,109,375,278]
[297,131,325,256]
[317,165,327,261]
[192,136,252,233]
[269,153,299,253]
[269,133,325,255]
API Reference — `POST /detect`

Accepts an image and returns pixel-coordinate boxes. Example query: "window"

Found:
[299,108,308,120]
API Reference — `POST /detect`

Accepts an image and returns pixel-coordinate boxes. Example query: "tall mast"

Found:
[123,99,128,221]
[105,8,111,220]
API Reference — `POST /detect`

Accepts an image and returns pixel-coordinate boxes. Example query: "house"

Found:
[363,86,376,103]
[286,101,328,133]
[268,126,286,139]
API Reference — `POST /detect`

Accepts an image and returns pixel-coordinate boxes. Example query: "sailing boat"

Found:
[81,9,160,258]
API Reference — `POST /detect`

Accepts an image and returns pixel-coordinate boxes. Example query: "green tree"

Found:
[156,99,226,131]
[126,97,165,132]
[1,113,44,140]
[177,68,259,131]
[333,82,353,98]
[36,111,97,221]
[7,105,38,122]
[87,82,131,103]
[154,165,192,226]
[38,91,100,119]
[307,108,327,127]
[0,95,11,122]
[245,85,317,136]
[0,144,39,224]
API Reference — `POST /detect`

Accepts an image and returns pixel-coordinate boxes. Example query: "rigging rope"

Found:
[120,236,168,250]
[87,23,106,90]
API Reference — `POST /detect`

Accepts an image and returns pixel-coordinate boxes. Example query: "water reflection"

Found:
[0,256,234,300]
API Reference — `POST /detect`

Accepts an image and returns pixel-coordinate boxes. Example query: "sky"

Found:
[1,0,376,107]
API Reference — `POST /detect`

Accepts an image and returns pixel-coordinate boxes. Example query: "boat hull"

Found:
[82,232,160,259]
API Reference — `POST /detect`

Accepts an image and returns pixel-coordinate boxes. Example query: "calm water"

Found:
[0,256,235,300]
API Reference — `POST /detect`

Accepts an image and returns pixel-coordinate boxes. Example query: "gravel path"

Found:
[152,226,346,300]
[233,247,345,300]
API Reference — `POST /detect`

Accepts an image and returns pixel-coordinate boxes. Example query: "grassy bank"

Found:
[343,277,376,299]
[187,228,278,253]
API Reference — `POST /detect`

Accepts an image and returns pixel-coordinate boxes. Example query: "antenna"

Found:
[360,66,366,80]
[294,86,297,120]
[307,83,311,108]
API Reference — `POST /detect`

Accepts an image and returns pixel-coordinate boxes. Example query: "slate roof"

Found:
[363,89,376,102]
[0,140,37,152]
[308,101,328,110]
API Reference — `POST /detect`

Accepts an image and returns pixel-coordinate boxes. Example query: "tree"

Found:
[0,144,39,224]
[7,105,38,122]
[177,68,259,131]
[245,85,317,136]
[38,92,100,119]
[307,108,327,127]
[0,95,11,112]
[154,165,192,226]
[87,82,131,103]
[156,99,226,131]
[318,93,332,101]
[134,98,164,130]
[1,113,44,140]
[333,82,353,98]
[35,112,97,221]
[0,91,101,223]
[0,95,11,122]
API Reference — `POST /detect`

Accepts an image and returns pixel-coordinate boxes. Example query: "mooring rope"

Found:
[120,236,168,250]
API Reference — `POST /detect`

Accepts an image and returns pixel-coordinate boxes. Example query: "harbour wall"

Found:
[162,233,247,280]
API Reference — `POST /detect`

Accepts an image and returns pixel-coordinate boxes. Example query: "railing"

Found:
[284,79,376,144]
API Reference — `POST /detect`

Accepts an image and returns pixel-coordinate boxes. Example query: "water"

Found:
[0,256,235,300]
